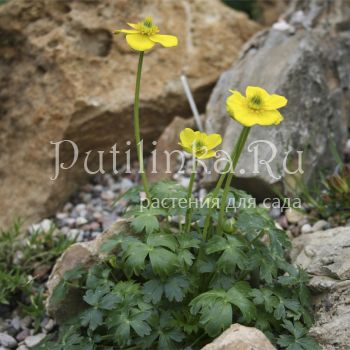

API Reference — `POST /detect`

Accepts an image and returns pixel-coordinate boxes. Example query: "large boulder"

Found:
[0,0,260,229]
[291,226,350,350]
[46,219,128,322]
[205,0,350,194]
[202,324,276,350]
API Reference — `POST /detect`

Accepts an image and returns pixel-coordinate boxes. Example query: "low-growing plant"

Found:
[289,152,350,225]
[40,16,319,350]
[0,219,75,324]
[46,184,318,350]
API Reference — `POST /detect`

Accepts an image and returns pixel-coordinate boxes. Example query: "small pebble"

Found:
[16,329,30,342]
[120,178,133,191]
[285,208,304,224]
[179,177,190,188]
[269,207,282,219]
[311,220,328,232]
[43,319,55,332]
[10,318,20,332]
[301,223,312,234]
[24,334,46,348]
[0,333,17,348]
[101,190,115,201]
[19,317,32,330]
[17,345,29,350]
[76,217,88,226]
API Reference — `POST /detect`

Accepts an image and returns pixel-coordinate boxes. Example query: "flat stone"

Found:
[24,334,46,348]
[0,333,17,348]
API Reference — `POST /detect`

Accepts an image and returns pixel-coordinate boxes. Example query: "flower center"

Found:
[137,16,159,36]
[192,140,207,155]
[248,95,263,110]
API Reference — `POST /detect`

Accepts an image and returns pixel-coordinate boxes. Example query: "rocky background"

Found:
[0,0,261,228]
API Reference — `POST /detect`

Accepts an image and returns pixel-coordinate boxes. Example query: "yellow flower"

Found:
[114,16,178,52]
[179,128,222,159]
[226,86,288,127]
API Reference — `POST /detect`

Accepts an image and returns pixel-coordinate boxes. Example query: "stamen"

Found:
[249,95,263,110]
[143,16,153,28]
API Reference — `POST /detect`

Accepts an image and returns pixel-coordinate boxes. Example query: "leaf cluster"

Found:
[47,183,319,350]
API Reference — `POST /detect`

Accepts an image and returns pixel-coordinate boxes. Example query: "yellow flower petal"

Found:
[127,23,139,30]
[265,94,288,110]
[246,86,270,102]
[114,29,139,35]
[149,34,178,47]
[206,134,222,149]
[197,150,217,159]
[180,128,196,148]
[126,33,155,51]
[256,110,284,125]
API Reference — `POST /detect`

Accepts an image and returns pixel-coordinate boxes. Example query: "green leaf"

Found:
[178,249,195,267]
[236,211,270,234]
[50,281,68,306]
[206,235,245,273]
[100,234,125,253]
[131,213,160,235]
[63,265,85,282]
[190,289,232,337]
[277,320,321,350]
[164,275,190,302]
[122,240,150,276]
[83,289,106,307]
[143,279,164,304]
[99,293,121,310]
[80,308,103,331]
[149,248,178,276]
[108,309,152,347]
[126,207,166,235]
[227,282,256,322]
[147,233,178,251]
[250,289,278,313]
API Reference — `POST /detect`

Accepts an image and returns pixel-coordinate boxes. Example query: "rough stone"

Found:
[256,0,290,26]
[205,0,350,194]
[24,334,46,348]
[201,324,276,350]
[0,333,17,349]
[46,219,128,322]
[291,226,350,350]
[146,116,194,182]
[285,208,304,224]
[0,0,260,229]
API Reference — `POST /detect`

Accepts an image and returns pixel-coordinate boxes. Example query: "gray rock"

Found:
[46,219,129,322]
[24,334,46,348]
[0,333,17,348]
[311,220,328,232]
[19,317,32,330]
[17,346,29,350]
[301,223,312,234]
[16,329,30,342]
[291,226,350,350]
[205,0,350,193]
[201,323,276,350]
[285,208,304,224]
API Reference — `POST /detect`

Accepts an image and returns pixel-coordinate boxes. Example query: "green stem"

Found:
[217,126,251,234]
[134,51,151,200]
[202,127,250,240]
[185,159,197,232]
